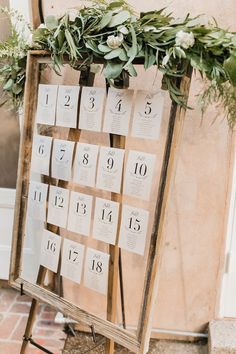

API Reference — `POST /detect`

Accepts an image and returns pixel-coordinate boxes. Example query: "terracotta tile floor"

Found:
[0,286,66,354]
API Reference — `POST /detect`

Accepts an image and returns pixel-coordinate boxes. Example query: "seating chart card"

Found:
[131,90,165,140]
[92,197,119,245]
[51,139,75,181]
[56,85,80,128]
[103,88,134,136]
[31,135,52,176]
[67,192,93,236]
[83,248,110,295]
[47,185,70,228]
[36,84,58,125]
[118,205,149,255]
[40,229,62,272]
[79,87,106,132]
[123,150,156,201]
[61,239,85,284]
[73,143,99,187]
[96,146,125,193]
[27,181,48,222]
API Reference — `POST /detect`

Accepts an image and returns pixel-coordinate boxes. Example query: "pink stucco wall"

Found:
[39,0,236,335]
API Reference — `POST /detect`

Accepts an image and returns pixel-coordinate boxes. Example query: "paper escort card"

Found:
[61,239,85,284]
[79,86,106,132]
[103,88,134,136]
[96,146,125,193]
[47,185,70,228]
[123,150,156,201]
[67,192,93,236]
[56,85,80,128]
[131,90,165,140]
[27,181,48,221]
[31,135,52,176]
[51,139,75,181]
[73,143,99,187]
[36,84,58,125]
[83,248,110,294]
[118,205,149,255]
[40,229,62,272]
[92,197,119,245]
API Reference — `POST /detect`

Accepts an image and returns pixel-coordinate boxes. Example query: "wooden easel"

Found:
[20,59,131,352]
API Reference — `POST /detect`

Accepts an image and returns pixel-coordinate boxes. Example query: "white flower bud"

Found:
[106,33,124,49]
[175,30,195,49]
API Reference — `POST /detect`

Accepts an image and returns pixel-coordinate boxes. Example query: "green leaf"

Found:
[3,78,13,91]
[119,48,128,61]
[126,24,137,62]
[124,63,137,76]
[104,62,124,79]
[98,12,113,30]
[104,48,122,59]
[45,16,58,30]
[98,44,112,53]
[108,10,131,28]
[12,83,22,95]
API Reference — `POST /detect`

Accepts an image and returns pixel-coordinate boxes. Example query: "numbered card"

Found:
[51,139,75,181]
[79,87,106,132]
[96,146,125,193]
[92,198,119,245]
[103,88,134,136]
[56,85,80,128]
[118,205,149,255]
[27,181,48,221]
[123,150,156,201]
[131,90,165,140]
[83,248,110,295]
[73,143,99,187]
[61,239,85,284]
[67,192,93,236]
[40,229,62,272]
[31,135,52,176]
[47,186,70,228]
[36,84,58,125]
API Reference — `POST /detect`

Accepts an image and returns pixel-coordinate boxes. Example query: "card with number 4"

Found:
[103,88,134,136]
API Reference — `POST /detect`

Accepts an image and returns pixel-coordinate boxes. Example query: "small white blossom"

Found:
[162,53,170,66]
[38,23,47,29]
[118,25,129,35]
[68,9,78,22]
[175,30,195,49]
[143,25,158,32]
[107,33,124,49]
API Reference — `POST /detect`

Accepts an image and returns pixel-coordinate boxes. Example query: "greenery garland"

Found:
[1,1,236,126]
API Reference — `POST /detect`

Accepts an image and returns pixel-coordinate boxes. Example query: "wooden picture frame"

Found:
[9,50,192,354]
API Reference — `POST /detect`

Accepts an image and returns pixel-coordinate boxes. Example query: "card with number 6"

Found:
[31,135,52,176]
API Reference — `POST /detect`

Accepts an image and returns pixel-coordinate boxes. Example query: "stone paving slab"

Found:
[0,286,66,354]
[209,319,236,354]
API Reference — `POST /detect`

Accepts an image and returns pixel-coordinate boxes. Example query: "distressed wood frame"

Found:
[9,50,192,354]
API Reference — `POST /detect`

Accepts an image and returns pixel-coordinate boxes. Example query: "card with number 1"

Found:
[36,84,58,125]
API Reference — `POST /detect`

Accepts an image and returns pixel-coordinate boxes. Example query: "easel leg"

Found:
[20,265,47,354]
